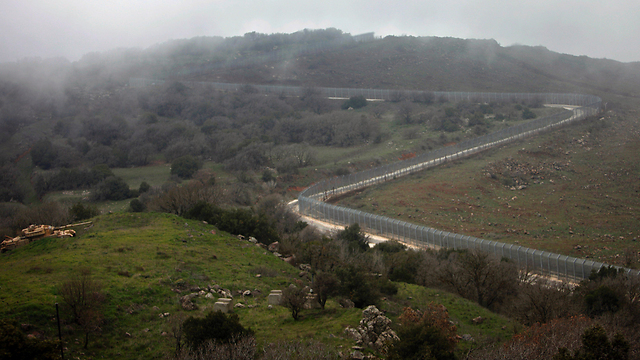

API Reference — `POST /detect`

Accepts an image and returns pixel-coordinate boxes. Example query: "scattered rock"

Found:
[268,242,280,252]
[461,334,474,342]
[344,305,399,353]
[248,237,258,244]
[472,316,484,325]
[243,290,252,297]
[234,303,245,309]
[180,295,198,311]
[339,299,355,309]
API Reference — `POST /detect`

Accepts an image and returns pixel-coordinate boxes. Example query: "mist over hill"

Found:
[2,29,639,98]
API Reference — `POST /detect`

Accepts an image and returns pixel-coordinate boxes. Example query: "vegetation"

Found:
[1,27,640,359]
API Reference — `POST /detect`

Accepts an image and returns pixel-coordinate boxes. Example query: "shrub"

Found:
[0,320,61,360]
[182,311,253,351]
[171,155,202,179]
[69,202,99,221]
[387,305,458,360]
[585,286,620,316]
[129,198,146,213]
[92,176,131,201]
[337,223,369,253]
[138,181,151,193]
[31,139,57,169]
[335,265,378,308]
[283,286,307,320]
[522,108,537,119]
[341,95,368,110]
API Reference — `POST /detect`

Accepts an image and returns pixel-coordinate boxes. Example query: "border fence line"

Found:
[129,77,636,281]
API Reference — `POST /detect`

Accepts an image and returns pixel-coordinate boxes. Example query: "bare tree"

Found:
[283,285,307,320]
[59,269,104,349]
[437,250,518,309]
[168,312,187,355]
[148,181,219,216]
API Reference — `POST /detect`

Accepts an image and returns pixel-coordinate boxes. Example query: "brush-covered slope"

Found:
[0,212,515,359]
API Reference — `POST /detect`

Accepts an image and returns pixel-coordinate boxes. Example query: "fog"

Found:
[2,0,639,63]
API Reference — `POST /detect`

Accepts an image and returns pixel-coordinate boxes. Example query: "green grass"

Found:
[113,164,172,188]
[0,212,517,359]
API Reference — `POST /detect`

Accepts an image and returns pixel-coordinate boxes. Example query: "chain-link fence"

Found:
[129,78,632,280]
[296,92,637,281]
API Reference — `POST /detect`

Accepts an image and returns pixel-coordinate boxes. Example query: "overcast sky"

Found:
[2,0,639,64]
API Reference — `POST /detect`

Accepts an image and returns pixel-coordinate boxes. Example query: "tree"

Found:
[387,305,458,360]
[171,155,201,179]
[92,176,131,201]
[437,250,517,309]
[283,285,307,320]
[129,198,146,212]
[554,325,629,360]
[59,269,104,349]
[182,311,253,351]
[312,271,339,309]
[138,181,151,194]
[342,95,368,110]
[31,139,57,169]
[335,264,379,308]
[69,202,99,221]
[337,223,369,253]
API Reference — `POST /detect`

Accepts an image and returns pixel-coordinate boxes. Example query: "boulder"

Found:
[268,241,279,252]
[180,295,198,311]
[344,305,398,353]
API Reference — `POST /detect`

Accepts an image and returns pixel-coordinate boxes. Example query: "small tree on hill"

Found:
[312,271,339,309]
[283,285,307,320]
[59,269,104,349]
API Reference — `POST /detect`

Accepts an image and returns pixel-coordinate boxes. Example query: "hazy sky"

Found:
[2,0,639,63]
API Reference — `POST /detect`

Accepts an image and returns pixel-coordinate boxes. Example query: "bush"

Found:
[183,311,253,351]
[585,286,620,316]
[69,202,99,221]
[139,181,151,194]
[92,176,131,201]
[522,108,537,119]
[31,139,57,169]
[387,305,458,360]
[184,201,280,245]
[342,95,368,110]
[337,223,369,253]
[335,265,378,308]
[129,198,146,212]
[283,286,307,320]
[171,155,202,179]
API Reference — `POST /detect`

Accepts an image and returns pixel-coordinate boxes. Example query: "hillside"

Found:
[0,212,515,359]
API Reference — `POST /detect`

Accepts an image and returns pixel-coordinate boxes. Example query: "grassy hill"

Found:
[0,212,515,359]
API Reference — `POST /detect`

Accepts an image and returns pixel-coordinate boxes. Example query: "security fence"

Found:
[129,77,634,280]
[296,91,638,281]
